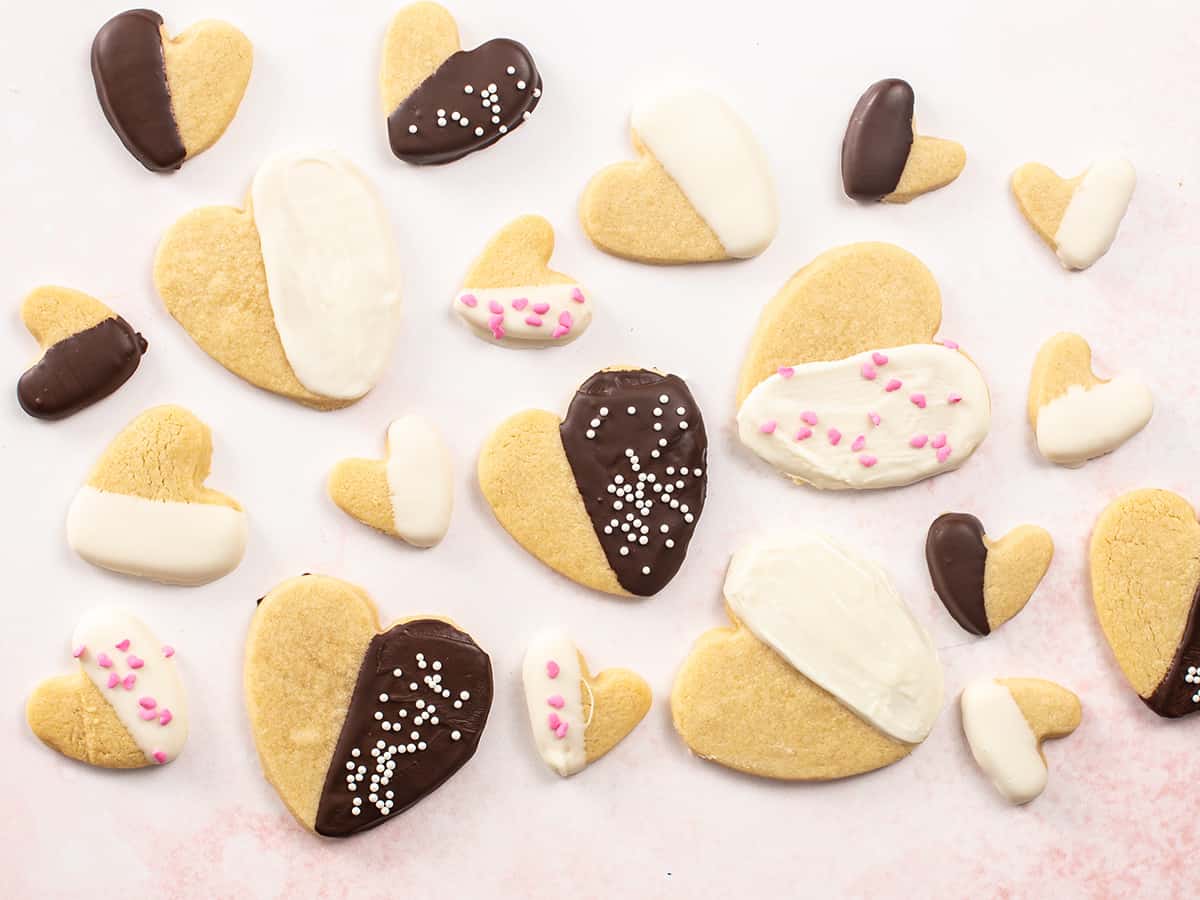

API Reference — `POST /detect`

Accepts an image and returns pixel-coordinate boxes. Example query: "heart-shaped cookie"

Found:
[478,368,708,597]
[521,630,651,776]
[1028,332,1152,467]
[27,608,187,768]
[17,285,147,420]
[1011,157,1135,270]
[245,574,493,837]
[91,10,252,172]
[926,513,1054,635]
[381,2,540,164]
[328,415,454,548]
[671,533,943,780]
[66,405,247,585]
[154,151,402,409]
[579,85,778,263]
[453,215,593,347]
[1090,489,1200,718]
[841,78,965,203]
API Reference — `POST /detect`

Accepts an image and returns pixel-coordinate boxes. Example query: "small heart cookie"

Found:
[926,513,1054,635]
[381,2,540,164]
[841,78,965,203]
[671,533,943,780]
[245,574,493,837]
[91,10,252,172]
[521,630,651,777]
[66,405,247,585]
[1028,333,1152,467]
[453,215,593,347]
[961,678,1081,805]
[17,285,147,420]
[579,85,778,263]
[1011,157,1135,270]
[154,151,402,409]
[27,608,187,768]
[1090,489,1200,718]
[328,416,454,548]
[478,368,708,597]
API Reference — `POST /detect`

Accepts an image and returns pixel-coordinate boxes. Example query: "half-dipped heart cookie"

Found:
[1011,157,1135,270]
[478,368,708,597]
[580,85,778,263]
[453,215,592,347]
[245,575,493,837]
[521,630,651,777]
[328,415,454,548]
[154,150,402,409]
[841,78,965,203]
[92,10,252,172]
[1028,333,1152,467]
[17,285,147,420]
[381,2,540,164]
[27,608,186,768]
[67,405,247,585]
[926,513,1054,635]
[672,533,943,780]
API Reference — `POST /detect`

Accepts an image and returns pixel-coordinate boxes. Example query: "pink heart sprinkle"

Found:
[558,310,573,327]
[524,315,543,327]
[910,393,927,409]
[106,673,120,689]
[570,287,586,303]
[488,300,503,315]
[801,411,818,426]
[937,446,952,463]
[159,709,173,726]
[948,392,962,404]
[860,455,878,468]
[851,435,866,452]
[759,420,777,435]
[122,674,136,690]
[546,660,560,679]
[138,696,157,710]
[555,722,569,739]
[778,366,795,379]
[547,712,561,731]
[547,695,565,709]
[910,434,928,449]
[868,412,881,426]
[97,653,112,669]
[162,645,175,658]
[872,352,889,366]
[932,433,948,449]
[511,297,529,311]
[828,428,842,446]
[72,645,86,658]
[794,427,813,441]
[941,339,959,350]
[885,379,902,392]
[861,364,876,380]
[459,293,478,308]
[551,325,569,338]
[532,302,550,315]
[153,751,167,765]
[127,655,145,670]
[115,639,130,652]
[139,708,158,721]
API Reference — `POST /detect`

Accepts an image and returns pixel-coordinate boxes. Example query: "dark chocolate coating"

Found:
[841,78,915,201]
[315,620,492,837]
[387,38,540,165]
[926,512,990,636]
[17,316,147,420]
[1144,587,1200,718]
[559,370,707,596]
[91,9,186,172]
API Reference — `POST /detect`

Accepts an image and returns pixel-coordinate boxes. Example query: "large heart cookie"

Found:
[245,574,493,837]
[478,368,708,597]
[521,630,651,777]
[381,2,540,164]
[579,85,778,263]
[91,10,252,172]
[1090,489,1200,718]
[154,151,402,409]
[671,533,943,780]
[66,405,247,585]
[1011,157,1135,270]
[27,608,187,768]
[1028,332,1152,467]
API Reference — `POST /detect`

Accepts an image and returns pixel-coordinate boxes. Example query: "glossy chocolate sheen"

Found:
[926,512,990,636]
[1144,587,1200,718]
[387,38,540,165]
[560,370,707,596]
[17,317,147,420]
[315,619,492,837]
[91,9,186,172]
[841,78,915,200]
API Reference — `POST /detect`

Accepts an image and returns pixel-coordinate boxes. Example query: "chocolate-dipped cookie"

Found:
[380,2,540,165]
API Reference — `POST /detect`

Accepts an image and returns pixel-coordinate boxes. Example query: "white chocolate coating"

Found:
[385,416,453,548]
[1035,375,1153,467]
[521,631,587,776]
[961,679,1047,805]
[1054,157,1136,270]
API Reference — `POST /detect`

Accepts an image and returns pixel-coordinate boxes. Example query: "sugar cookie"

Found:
[579,85,778,263]
[1028,333,1152,467]
[672,532,943,780]
[66,405,247,585]
[926,513,1054,635]
[961,678,1081,805]
[328,416,454,548]
[1011,157,1135,270]
[453,215,592,347]
[841,78,965,203]
[17,285,147,420]
[479,368,708,597]
[521,630,651,777]
[245,574,493,837]
[27,608,186,768]
[154,151,402,409]
[91,10,251,172]
[381,2,540,164]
